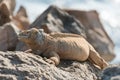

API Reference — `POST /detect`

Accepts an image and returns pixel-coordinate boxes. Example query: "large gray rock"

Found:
[66,10,115,61]
[29,5,86,37]
[0,51,101,80]
[101,65,120,80]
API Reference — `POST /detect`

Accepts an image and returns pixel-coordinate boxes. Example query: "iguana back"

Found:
[50,33,108,69]
[54,36,89,61]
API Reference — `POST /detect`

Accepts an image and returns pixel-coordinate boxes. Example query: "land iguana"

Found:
[18,28,108,69]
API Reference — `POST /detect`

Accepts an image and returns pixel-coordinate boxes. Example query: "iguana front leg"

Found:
[43,51,60,66]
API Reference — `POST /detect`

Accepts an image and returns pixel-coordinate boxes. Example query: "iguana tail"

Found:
[88,44,108,69]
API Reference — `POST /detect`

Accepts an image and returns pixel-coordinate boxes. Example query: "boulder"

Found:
[0,51,101,80]
[29,5,86,37]
[0,0,16,15]
[65,10,115,61]
[0,2,11,26]
[0,22,19,51]
[101,65,120,80]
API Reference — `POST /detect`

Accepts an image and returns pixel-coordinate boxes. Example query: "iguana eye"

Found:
[26,32,29,34]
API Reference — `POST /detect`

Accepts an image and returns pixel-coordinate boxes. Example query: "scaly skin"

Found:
[18,28,108,69]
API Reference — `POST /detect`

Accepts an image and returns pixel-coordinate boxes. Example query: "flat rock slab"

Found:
[0,51,100,80]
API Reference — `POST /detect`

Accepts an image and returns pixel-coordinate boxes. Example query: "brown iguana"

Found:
[18,28,108,69]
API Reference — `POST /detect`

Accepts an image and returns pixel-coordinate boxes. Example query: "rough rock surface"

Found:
[0,51,101,80]
[65,10,115,61]
[101,65,120,80]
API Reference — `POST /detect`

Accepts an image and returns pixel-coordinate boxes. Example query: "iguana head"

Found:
[18,28,45,44]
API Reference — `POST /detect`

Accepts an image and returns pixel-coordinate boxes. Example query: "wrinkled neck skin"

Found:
[26,33,57,53]
[43,35,57,52]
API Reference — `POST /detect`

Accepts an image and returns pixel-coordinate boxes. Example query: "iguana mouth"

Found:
[18,35,28,38]
[18,32,29,39]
